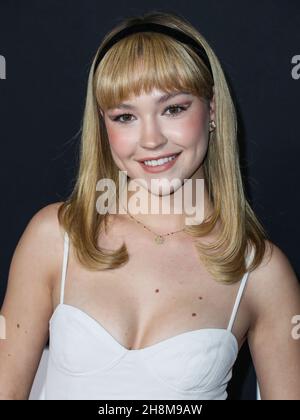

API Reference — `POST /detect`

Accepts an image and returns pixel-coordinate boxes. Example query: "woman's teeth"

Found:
[143,154,178,166]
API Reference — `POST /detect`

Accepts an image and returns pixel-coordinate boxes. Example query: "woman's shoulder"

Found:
[14,201,66,284]
[247,239,300,324]
[26,201,65,237]
[249,239,298,289]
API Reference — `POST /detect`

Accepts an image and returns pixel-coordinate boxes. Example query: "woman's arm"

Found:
[247,241,300,400]
[0,203,63,399]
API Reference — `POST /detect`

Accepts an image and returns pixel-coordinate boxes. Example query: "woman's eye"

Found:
[164,104,188,116]
[112,114,133,123]
[112,104,189,124]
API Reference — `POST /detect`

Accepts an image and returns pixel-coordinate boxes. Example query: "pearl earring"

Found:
[209,120,216,132]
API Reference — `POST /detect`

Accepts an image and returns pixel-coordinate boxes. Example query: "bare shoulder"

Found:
[246,239,300,399]
[25,201,65,240]
[16,201,65,283]
[0,201,65,399]
[3,200,65,298]
[247,240,300,316]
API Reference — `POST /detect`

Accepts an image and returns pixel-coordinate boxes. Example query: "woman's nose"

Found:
[138,118,168,149]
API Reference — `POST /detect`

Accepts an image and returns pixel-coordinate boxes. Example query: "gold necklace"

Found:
[121,204,186,244]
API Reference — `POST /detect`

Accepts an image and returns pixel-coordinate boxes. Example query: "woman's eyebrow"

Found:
[111,91,192,110]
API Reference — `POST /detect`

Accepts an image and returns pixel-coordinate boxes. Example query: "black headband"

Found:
[93,22,213,77]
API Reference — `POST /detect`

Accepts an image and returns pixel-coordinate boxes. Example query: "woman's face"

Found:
[101,88,215,196]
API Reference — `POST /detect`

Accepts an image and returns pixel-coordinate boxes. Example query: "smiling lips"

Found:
[137,152,181,162]
[138,152,181,173]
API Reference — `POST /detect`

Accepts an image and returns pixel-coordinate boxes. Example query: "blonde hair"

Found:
[58,10,270,283]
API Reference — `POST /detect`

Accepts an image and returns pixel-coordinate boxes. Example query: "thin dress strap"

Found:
[227,246,255,332]
[60,231,70,305]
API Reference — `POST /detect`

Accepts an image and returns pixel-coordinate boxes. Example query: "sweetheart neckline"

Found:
[49,303,239,354]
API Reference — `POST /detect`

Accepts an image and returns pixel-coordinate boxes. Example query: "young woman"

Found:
[1,11,300,400]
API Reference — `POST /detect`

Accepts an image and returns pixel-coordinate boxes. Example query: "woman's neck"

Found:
[119,176,212,234]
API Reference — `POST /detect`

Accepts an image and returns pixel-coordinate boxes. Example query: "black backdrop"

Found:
[0,0,299,400]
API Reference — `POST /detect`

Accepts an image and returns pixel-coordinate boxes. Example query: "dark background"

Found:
[0,0,299,400]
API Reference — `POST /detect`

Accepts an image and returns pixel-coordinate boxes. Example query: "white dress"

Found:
[39,231,254,400]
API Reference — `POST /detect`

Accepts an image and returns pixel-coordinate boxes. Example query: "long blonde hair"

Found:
[58,10,270,283]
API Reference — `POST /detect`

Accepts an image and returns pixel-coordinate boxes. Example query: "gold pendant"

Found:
[154,235,165,244]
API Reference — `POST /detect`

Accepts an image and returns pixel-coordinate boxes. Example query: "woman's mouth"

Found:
[138,152,181,173]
